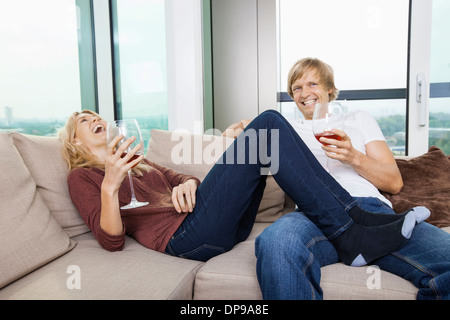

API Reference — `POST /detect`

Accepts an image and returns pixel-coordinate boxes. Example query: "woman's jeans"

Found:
[255,197,450,300]
[166,110,357,261]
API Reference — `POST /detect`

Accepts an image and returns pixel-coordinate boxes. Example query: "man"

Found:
[227,58,450,300]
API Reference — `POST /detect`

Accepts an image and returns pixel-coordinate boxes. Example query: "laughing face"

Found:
[291,69,333,120]
[73,112,108,158]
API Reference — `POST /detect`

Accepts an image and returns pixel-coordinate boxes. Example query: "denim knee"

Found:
[256,212,318,256]
[251,110,284,129]
[255,212,338,266]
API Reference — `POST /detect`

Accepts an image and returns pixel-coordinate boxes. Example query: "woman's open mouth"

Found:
[92,124,105,134]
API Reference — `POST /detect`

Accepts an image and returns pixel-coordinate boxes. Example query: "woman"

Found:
[61,109,420,265]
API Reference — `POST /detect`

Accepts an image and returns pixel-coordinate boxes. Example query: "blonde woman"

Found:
[61,109,421,265]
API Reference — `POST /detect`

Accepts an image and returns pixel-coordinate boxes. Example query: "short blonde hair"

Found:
[59,110,150,176]
[287,58,339,102]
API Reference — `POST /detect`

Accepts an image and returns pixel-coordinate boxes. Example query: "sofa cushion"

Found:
[193,223,420,300]
[382,146,450,228]
[147,129,294,223]
[11,133,90,237]
[320,263,417,300]
[0,233,203,300]
[0,134,75,289]
[194,223,269,300]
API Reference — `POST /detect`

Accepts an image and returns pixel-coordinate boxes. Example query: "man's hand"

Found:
[319,129,359,166]
[172,179,198,213]
[319,129,403,194]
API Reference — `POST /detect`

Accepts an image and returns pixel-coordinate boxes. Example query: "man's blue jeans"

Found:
[255,197,450,300]
[166,110,357,261]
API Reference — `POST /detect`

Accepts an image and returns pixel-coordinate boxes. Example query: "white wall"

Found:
[166,0,205,134]
[211,0,259,131]
[211,0,278,131]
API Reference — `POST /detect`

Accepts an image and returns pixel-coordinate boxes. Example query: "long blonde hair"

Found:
[59,110,150,176]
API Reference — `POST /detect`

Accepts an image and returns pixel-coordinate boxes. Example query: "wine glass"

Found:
[312,101,345,174]
[107,119,149,209]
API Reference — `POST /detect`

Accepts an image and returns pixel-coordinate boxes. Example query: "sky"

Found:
[0,0,81,120]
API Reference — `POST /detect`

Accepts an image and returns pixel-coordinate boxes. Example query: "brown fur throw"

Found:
[381,146,450,228]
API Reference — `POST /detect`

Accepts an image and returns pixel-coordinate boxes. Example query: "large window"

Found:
[278,0,410,154]
[0,0,96,136]
[111,0,169,149]
[429,0,450,154]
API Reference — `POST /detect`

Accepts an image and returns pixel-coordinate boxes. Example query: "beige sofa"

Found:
[1,130,448,300]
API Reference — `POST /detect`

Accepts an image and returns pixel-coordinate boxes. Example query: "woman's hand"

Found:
[172,179,198,213]
[102,134,144,193]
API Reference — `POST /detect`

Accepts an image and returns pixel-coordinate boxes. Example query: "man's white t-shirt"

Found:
[288,110,392,207]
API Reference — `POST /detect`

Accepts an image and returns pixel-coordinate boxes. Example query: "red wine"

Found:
[314,132,341,146]
[118,152,142,168]
[120,153,140,162]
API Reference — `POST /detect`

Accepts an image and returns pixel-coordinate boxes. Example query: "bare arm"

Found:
[100,134,144,235]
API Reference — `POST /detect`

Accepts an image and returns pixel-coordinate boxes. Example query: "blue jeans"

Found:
[166,110,357,261]
[255,197,450,300]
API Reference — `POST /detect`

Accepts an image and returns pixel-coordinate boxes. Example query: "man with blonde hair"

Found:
[227,57,450,300]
